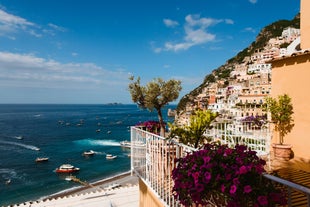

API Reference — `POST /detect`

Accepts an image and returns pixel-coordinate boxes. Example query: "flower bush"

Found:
[242,115,267,129]
[135,120,164,134]
[172,143,286,207]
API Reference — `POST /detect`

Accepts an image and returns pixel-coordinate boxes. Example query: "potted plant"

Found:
[172,143,286,206]
[265,94,294,161]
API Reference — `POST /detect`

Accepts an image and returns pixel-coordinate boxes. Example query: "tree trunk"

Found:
[157,108,165,137]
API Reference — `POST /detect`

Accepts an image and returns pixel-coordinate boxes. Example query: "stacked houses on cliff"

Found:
[177,26,300,127]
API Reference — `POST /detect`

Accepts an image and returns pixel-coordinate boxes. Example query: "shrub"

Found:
[172,143,286,206]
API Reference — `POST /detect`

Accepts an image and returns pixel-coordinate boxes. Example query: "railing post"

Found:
[287,187,292,207]
[130,126,134,176]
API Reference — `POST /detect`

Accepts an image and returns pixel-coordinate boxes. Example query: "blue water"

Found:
[0,104,174,206]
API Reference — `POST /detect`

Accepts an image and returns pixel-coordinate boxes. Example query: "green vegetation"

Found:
[169,109,218,148]
[265,94,294,145]
[128,76,182,136]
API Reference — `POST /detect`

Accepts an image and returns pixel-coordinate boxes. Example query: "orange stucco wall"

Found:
[271,54,310,159]
[139,179,165,207]
[301,0,310,49]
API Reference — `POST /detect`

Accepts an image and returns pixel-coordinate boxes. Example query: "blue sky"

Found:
[0,0,300,104]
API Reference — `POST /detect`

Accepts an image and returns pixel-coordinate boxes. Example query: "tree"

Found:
[169,109,218,148]
[128,76,182,136]
[265,94,294,145]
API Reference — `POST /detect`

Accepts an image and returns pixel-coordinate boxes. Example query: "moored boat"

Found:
[55,164,80,173]
[83,150,95,156]
[35,157,49,162]
[106,154,117,160]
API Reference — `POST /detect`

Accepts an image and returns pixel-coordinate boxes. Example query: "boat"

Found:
[120,140,131,148]
[120,140,145,148]
[14,136,23,140]
[35,157,49,162]
[55,164,80,173]
[83,150,95,156]
[96,129,101,132]
[5,179,11,185]
[106,154,117,160]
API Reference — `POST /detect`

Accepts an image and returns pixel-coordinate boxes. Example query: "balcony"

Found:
[130,125,310,207]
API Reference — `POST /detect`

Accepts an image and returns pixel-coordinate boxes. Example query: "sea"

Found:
[0,104,175,206]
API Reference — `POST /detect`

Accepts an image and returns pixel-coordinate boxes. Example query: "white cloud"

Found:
[0,9,37,37]
[0,52,129,89]
[244,27,256,33]
[225,19,234,25]
[163,19,179,28]
[156,14,232,52]
[48,23,67,32]
[249,0,257,4]
[0,9,66,39]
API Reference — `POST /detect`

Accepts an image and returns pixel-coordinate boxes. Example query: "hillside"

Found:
[176,14,300,112]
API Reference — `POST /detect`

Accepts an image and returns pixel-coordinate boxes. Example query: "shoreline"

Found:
[7,171,140,207]
[41,171,138,201]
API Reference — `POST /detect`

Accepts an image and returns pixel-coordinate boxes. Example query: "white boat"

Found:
[120,140,145,148]
[14,136,23,140]
[35,157,49,162]
[5,179,11,185]
[55,164,80,173]
[83,150,95,156]
[106,154,117,160]
[120,140,131,148]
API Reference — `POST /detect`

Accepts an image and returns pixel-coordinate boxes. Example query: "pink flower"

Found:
[238,165,248,174]
[229,185,237,195]
[243,185,252,193]
[224,148,233,156]
[203,171,211,182]
[233,178,240,185]
[203,156,211,163]
[257,196,268,206]
[192,172,200,183]
[221,184,226,193]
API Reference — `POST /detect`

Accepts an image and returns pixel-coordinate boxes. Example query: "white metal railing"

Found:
[205,122,271,160]
[130,127,196,207]
[130,125,310,207]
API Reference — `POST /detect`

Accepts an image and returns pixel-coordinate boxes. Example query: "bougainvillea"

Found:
[172,143,286,207]
[242,114,267,129]
[135,120,164,134]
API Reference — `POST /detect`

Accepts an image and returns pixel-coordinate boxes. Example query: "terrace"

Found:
[130,123,310,207]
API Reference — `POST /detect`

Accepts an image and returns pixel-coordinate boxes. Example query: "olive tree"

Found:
[128,76,182,136]
[169,109,218,148]
[265,94,294,145]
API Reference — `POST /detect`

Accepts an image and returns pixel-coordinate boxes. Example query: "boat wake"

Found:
[74,139,121,147]
[0,141,40,151]
[0,168,17,179]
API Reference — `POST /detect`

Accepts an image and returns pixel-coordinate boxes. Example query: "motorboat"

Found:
[14,136,23,140]
[83,150,95,156]
[120,140,145,148]
[120,140,131,148]
[35,157,49,162]
[106,154,117,160]
[5,179,11,185]
[55,164,80,173]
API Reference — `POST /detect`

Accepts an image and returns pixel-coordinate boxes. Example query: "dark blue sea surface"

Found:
[0,104,174,206]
